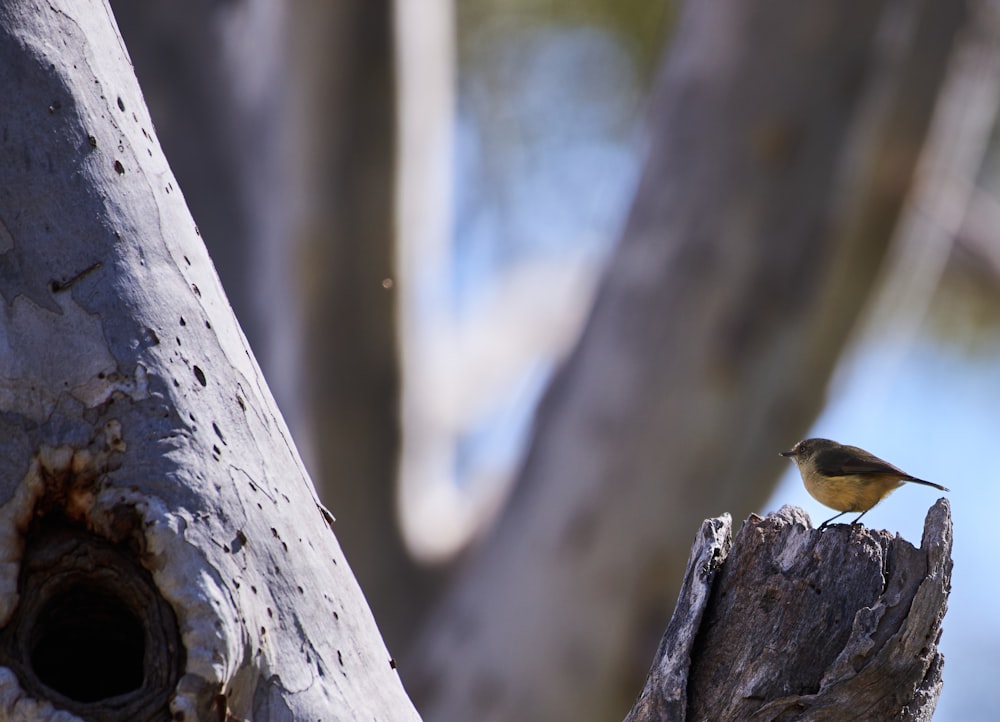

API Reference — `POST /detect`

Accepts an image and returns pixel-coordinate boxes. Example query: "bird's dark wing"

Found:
[812,445,906,478]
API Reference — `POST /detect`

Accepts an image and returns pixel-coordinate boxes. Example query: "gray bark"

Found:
[109,0,301,427]
[405,0,967,720]
[626,503,952,721]
[0,2,418,720]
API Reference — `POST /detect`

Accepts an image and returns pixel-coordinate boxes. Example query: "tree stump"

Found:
[625,502,952,722]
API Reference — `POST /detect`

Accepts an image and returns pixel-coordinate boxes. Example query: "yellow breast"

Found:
[800,469,902,513]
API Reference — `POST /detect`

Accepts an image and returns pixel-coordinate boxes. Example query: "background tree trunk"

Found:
[0,1,418,719]
[285,0,429,654]
[626,503,952,721]
[404,1,967,720]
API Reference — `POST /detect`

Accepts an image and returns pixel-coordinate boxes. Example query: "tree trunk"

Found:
[108,0,303,429]
[626,503,952,721]
[0,2,418,720]
[404,1,967,720]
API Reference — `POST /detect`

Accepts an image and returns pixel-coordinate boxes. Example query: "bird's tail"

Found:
[904,476,949,492]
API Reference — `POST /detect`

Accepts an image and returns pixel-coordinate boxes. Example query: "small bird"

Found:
[780,438,948,528]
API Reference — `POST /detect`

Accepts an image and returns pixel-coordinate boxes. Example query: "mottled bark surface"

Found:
[627,502,952,722]
[0,1,418,719]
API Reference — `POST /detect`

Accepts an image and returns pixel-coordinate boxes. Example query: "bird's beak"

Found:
[779,449,796,457]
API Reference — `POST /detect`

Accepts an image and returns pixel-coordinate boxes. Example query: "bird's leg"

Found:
[818,510,849,529]
[850,510,869,526]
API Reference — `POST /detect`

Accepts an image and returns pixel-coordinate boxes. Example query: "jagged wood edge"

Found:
[624,514,734,722]
[749,501,952,722]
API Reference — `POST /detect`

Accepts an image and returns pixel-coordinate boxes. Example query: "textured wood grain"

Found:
[624,515,733,722]
[627,502,951,721]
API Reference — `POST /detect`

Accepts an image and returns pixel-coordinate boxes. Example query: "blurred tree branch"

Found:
[850,0,1000,359]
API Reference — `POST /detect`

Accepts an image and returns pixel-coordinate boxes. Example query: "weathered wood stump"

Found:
[626,501,951,722]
